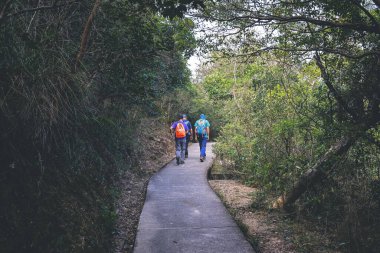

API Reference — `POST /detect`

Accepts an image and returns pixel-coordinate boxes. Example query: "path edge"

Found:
[129,154,175,252]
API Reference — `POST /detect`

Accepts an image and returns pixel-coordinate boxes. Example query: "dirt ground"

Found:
[209,180,340,253]
[112,129,175,253]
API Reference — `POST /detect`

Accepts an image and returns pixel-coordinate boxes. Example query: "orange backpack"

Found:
[175,122,186,138]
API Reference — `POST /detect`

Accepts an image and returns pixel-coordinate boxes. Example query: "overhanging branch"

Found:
[1,1,80,22]
[314,52,359,122]
[224,46,379,60]
[206,12,380,34]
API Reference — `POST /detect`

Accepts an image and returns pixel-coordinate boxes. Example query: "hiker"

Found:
[194,114,210,162]
[170,114,189,165]
[182,114,193,158]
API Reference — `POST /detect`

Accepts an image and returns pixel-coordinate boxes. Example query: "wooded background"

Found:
[0,0,199,252]
[1,1,379,252]
[190,1,380,252]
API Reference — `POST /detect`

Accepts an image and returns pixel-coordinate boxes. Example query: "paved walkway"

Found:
[134,143,254,253]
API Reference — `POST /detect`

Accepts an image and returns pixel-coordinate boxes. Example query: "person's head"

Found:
[183,114,187,120]
[178,113,184,120]
[200,114,206,120]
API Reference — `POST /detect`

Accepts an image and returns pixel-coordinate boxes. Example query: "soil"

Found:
[112,124,175,253]
[209,180,340,253]
[112,169,151,253]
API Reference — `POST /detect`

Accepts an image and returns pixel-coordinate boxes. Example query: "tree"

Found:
[197,0,380,206]
[0,0,199,252]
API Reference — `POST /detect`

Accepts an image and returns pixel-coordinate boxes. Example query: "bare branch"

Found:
[0,0,12,20]
[283,136,354,210]
[1,1,79,21]
[314,52,359,122]
[226,46,379,60]
[207,12,380,34]
[280,47,378,59]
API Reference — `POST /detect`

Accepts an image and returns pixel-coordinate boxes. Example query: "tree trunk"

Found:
[283,136,354,211]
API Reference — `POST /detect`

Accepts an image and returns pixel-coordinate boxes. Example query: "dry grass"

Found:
[209,180,340,253]
[112,118,175,253]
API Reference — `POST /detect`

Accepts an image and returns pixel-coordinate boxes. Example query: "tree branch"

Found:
[314,52,359,122]
[207,12,380,34]
[1,1,79,21]
[351,0,380,31]
[226,46,379,60]
[270,14,379,34]
[0,0,12,20]
[283,136,354,210]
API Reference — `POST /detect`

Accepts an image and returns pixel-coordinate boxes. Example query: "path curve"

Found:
[133,143,255,253]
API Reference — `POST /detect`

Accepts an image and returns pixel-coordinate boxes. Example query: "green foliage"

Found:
[201,0,380,132]
[196,1,380,250]
[0,0,195,252]
[195,54,380,251]
[193,0,380,252]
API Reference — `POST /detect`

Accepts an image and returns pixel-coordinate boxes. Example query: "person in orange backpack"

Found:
[170,114,189,165]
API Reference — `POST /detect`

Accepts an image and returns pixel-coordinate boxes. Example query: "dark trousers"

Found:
[185,135,191,155]
[175,138,186,161]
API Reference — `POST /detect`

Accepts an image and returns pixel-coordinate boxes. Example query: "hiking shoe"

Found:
[200,157,204,162]
[180,160,185,164]
[185,154,188,158]
[176,157,180,165]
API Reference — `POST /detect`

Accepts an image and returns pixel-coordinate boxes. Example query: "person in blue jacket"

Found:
[194,114,210,162]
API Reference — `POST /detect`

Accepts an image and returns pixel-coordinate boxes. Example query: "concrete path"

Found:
[133,143,254,253]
